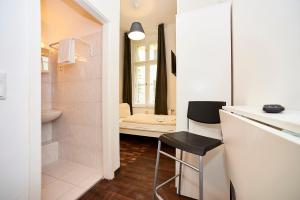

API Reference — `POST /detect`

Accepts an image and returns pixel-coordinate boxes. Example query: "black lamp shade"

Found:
[128,22,145,40]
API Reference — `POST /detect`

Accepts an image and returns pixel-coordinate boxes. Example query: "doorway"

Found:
[40,0,104,198]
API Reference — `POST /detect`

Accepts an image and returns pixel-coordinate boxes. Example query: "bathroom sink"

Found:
[42,109,62,124]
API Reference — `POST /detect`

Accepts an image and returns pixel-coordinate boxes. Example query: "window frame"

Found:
[41,47,50,73]
[132,39,158,108]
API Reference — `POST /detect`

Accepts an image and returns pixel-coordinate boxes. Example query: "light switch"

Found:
[0,71,7,100]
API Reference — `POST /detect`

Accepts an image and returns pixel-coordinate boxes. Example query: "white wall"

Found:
[0,0,41,199]
[233,0,300,109]
[176,2,231,199]
[120,23,176,114]
[177,0,226,13]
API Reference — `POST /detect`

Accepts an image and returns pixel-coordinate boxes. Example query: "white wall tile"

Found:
[41,174,56,188]
[42,123,53,143]
[52,31,103,169]
[42,142,58,166]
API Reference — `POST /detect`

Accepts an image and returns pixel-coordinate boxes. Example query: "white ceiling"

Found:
[41,0,101,44]
[120,0,177,33]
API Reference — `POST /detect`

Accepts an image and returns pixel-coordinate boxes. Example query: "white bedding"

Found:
[121,113,176,125]
[119,113,176,137]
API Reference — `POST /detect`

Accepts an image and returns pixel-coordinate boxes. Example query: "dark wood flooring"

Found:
[80,134,193,200]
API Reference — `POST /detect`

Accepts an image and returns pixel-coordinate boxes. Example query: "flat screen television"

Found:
[171,50,176,76]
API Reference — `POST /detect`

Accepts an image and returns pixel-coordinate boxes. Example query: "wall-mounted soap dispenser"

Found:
[0,71,7,100]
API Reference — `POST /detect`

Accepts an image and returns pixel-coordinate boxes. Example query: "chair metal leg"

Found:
[199,156,204,200]
[177,150,183,195]
[153,140,161,200]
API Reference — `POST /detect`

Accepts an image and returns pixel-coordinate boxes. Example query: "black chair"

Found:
[153,101,226,200]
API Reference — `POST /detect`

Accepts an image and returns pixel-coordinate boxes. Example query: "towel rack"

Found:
[49,37,95,57]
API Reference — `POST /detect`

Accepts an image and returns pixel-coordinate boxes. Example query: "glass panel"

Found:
[41,56,49,71]
[149,43,157,61]
[149,64,157,105]
[135,45,146,62]
[134,65,146,105]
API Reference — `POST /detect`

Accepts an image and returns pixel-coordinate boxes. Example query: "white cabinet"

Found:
[220,107,300,200]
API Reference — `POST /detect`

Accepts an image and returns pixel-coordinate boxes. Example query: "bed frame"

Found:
[120,128,165,138]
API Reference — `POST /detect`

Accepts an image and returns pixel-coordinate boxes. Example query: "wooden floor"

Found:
[80,134,194,200]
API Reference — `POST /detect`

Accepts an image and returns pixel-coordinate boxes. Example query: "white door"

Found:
[176,2,231,199]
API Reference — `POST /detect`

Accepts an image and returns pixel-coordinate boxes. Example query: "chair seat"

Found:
[159,131,222,156]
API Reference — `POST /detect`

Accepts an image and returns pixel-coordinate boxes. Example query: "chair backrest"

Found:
[187,101,226,124]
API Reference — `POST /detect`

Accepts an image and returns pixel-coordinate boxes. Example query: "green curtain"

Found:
[155,24,168,115]
[122,32,133,114]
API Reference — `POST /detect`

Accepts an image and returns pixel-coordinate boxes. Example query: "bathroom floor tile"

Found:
[78,172,102,190]
[42,160,102,199]
[57,187,86,200]
[42,160,102,200]
[60,164,98,186]
[42,179,74,200]
[42,160,78,178]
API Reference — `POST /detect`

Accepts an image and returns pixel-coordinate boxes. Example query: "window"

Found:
[41,47,49,72]
[133,42,157,107]
[41,56,49,71]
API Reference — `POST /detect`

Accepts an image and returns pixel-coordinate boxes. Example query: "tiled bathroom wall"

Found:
[41,53,55,144]
[52,30,103,170]
[42,52,59,166]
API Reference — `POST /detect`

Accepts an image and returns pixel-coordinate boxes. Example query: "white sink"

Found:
[42,109,62,124]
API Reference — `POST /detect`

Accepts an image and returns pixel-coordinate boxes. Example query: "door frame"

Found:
[29,0,119,198]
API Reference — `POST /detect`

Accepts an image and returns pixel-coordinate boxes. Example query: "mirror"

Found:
[41,48,49,72]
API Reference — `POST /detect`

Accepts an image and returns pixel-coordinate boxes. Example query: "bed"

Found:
[119,103,176,138]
